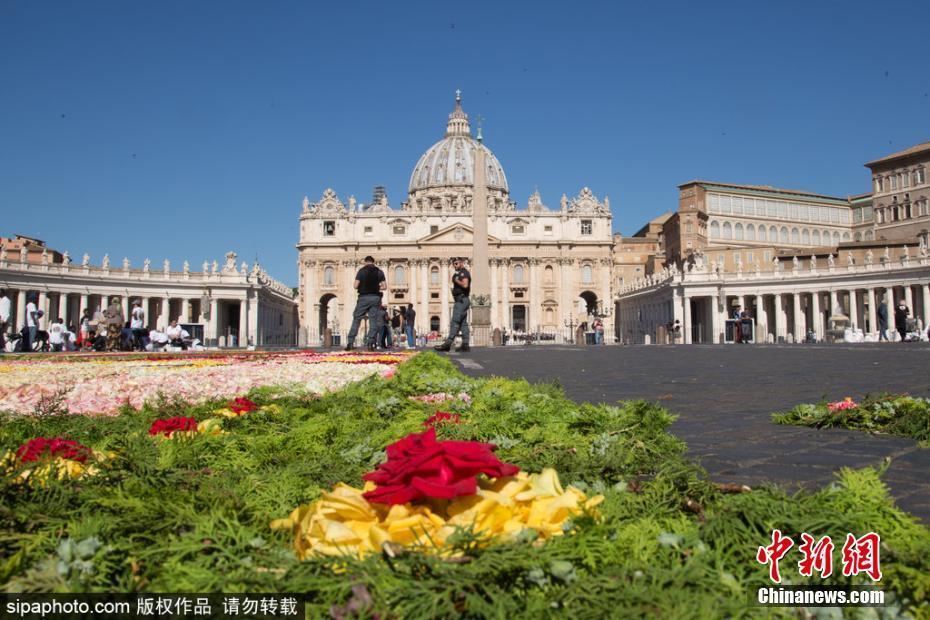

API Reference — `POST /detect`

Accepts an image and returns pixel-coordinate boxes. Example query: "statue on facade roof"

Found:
[163,259,170,274]
[223,252,237,273]
[0,246,7,263]
[348,195,356,212]
[792,256,799,271]
[82,253,90,267]
[123,257,130,271]
[202,261,209,273]
[846,252,854,267]
[865,249,874,265]
[62,251,70,265]
[827,253,835,268]
[920,243,928,258]
[883,246,890,262]
[183,260,190,274]
[212,260,218,274]
[143,258,150,272]
[240,261,248,274]
[810,255,817,270]
[101,254,110,270]
[21,246,28,263]
[302,196,310,212]
[41,249,49,265]
[560,193,568,212]
[903,245,910,259]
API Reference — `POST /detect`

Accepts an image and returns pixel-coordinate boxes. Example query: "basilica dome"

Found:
[408,93,509,195]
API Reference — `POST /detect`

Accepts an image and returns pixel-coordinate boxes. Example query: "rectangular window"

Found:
[917,169,926,185]
[363,226,373,237]
[323,221,335,236]
[708,194,720,212]
[720,196,731,214]
[788,203,799,220]
[863,205,873,220]
[686,223,693,234]
[890,175,898,190]
[430,292,439,299]
[430,225,439,234]
[798,204,809,220]
[732,197,743,214]
[746,251,754,262]
[776,202,787,218]
[764,251,772,262]
[766,200,777,217]
[581,220,593,235]
[511,224,525,235]
[544,225,553,234]
[875,177,884,192]
[392,225,406,235]
[903,172,910,188]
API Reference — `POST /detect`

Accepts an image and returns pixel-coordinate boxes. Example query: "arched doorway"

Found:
[319,294,339,338]
[430,315,440,332]
[579,291,598,318]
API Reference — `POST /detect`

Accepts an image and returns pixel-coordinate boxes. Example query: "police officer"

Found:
[434,257,471,352]
[345,256,386,351]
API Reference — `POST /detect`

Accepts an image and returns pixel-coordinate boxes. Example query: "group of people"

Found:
[877,300,921,342]
[0,290,195,353]
[344,256,470,353]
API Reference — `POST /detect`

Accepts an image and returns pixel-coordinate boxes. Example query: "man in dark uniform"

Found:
[434,257,471,352]
[345,256,386,351]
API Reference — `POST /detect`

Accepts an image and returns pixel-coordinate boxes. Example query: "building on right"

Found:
[615,140,930,345]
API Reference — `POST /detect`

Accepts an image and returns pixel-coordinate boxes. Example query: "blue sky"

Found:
[2,1,929,286]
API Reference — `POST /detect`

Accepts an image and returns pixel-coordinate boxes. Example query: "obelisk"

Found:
[471,123,490,298]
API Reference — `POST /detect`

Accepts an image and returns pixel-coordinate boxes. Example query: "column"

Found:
[502,260,511,329]
[683,295,692,344]
[419,261,429,334]
[489,259,498,330]
[754,294,765,343]
[181,298,190,324]
[141,296,151,330]
[239,297,248,347]
[811,291,822,341]
[210,297,219,344]
[848,289,859,330]
[905,284,914,316]
[120,296,129,323]
[440,260,450,331]
[16,290,27,328]
[79,294,88,321]
[774,293,786,343]
[528,259,539,331]
[829,290,839,317]
[866,288,876,335]
[304,260,317,344]
[709,297,720,344]
[559,259,570,328]
[342,261,355,334]
[161,297,170,329]
[407,260,417,325]
[887,288,896,335]
[922,284,930,330]
[792,292,803,342]
[38,291,47,330]
[248,292,259,346]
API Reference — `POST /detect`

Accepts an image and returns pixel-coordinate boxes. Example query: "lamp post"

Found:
[562,312,577,345]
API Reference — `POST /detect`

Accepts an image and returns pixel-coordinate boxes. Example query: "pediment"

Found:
[419,223,501,245]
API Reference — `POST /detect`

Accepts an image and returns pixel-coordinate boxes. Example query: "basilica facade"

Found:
[296,94,614,345]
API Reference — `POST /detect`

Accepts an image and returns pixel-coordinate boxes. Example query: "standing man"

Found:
[104,296,124,351]
[894,299,910,343]
[877,299,889,342]
[24,293,39,352]
[404,303,416,349]
[345,256,386,352]
[0,290,10,352]
[434,257,471,352]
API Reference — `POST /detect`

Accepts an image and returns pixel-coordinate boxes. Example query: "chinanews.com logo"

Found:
[755,529,885,607]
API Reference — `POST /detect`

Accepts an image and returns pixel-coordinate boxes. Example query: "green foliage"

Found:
[0,353,928,618]
[774,394,930,446]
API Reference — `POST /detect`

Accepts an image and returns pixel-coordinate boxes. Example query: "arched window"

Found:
[865,230,874,240]
[545,307,554,325]
[758,225,766,241]
[790,228,800,244]
[842,232,851,242]
[812,230,821,245]
[394,265,406,285]
[854,232,862,241]
[722,222,732,239]
[802,229,810,245]
[323,265,335,286]
[779,227,789,243]
[544,265,554,283]
[581,264,593,283]
[746,224,756,240]
[769,225,778,240]
[710,220,720,238]
[832,232,840,245]
[430,315,440,331]
[734,223,744,240]
[513,264,525,283]
[430,266,439,285]
[822,230,830,243]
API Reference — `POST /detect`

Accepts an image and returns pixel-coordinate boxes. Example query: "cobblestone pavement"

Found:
[450,343,930,524]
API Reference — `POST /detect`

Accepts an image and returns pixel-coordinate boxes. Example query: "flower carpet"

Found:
[1,352,929,617]
[0,350,409,416]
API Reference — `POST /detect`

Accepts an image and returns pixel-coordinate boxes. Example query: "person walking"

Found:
[130,300,146,350]
[0,290,10,353]
[593,318,605,345]
[404,303,416,349]
[434,257,471,352]
[877,300,889,342]
[894,299,910,343]
[345,256,386,351]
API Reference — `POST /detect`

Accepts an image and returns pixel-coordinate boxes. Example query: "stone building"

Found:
[866,141,930,244]
[296,93,615,345]
[615,142,930,344]
[0,248,297,347]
